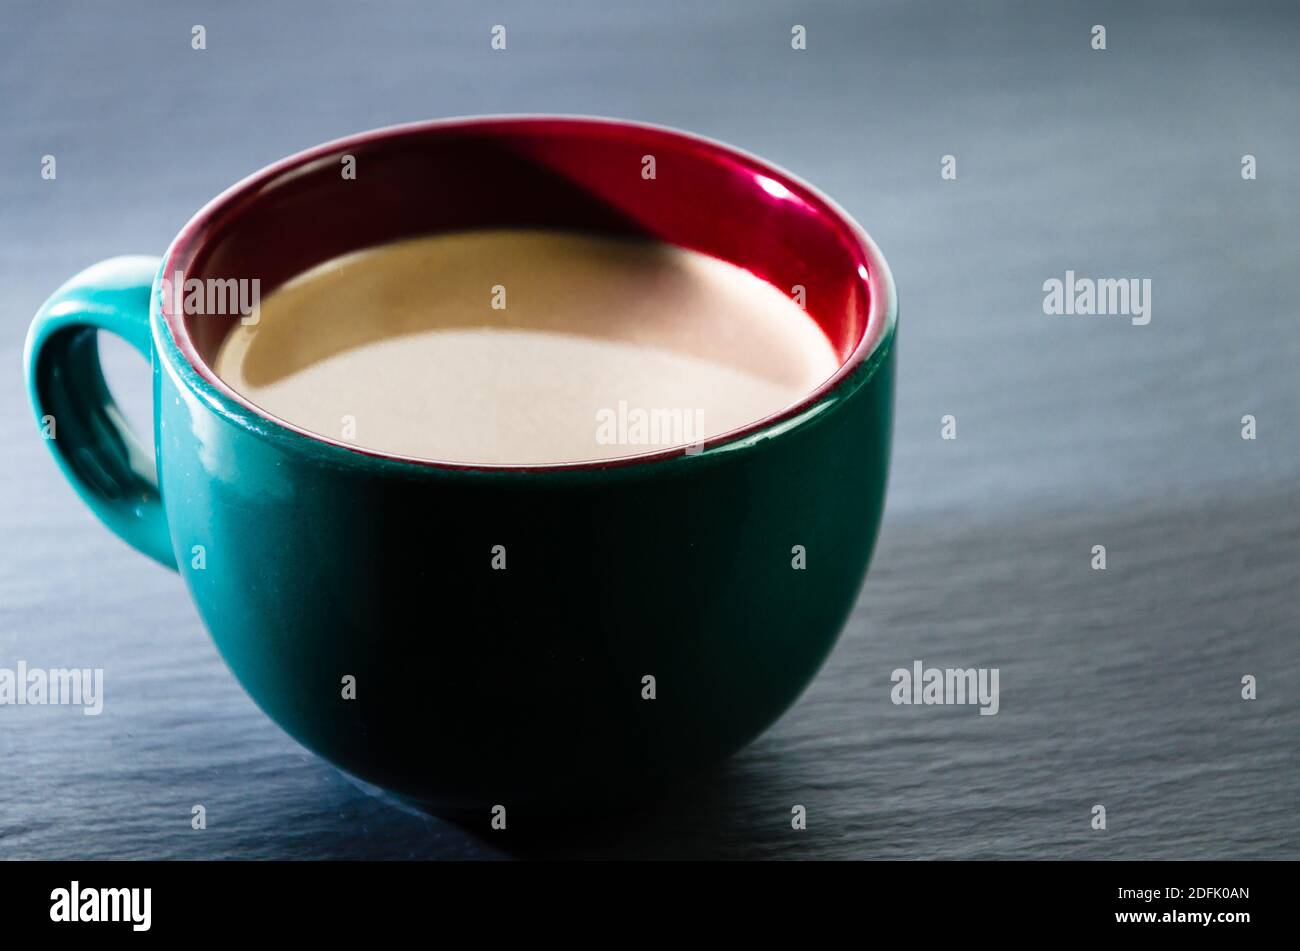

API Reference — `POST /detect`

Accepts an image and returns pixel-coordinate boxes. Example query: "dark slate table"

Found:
[1,0,1297,859]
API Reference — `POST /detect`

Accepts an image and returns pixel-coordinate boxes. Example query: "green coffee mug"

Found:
[24,117,896,813]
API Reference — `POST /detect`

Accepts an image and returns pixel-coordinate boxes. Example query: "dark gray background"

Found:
[2,0,1297,859]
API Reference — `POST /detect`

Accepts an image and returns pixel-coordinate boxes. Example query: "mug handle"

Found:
[23,255,177,570]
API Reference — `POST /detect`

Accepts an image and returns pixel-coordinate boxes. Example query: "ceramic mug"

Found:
[24,116,897,813]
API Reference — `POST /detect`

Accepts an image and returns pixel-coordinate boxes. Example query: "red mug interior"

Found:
[161,116,888,464]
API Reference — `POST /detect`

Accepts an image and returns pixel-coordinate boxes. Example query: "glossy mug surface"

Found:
[24,116,897,812]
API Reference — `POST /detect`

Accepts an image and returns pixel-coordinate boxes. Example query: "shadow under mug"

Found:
[24,116,897,814]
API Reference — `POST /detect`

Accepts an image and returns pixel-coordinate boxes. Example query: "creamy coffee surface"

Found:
[213,230,840,465]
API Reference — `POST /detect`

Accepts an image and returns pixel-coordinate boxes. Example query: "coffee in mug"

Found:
[213,229,839,465]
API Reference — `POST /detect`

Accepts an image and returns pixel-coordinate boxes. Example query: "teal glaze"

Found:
[24,256,176,569]
[151,299,894,811]
[25,118,897,814]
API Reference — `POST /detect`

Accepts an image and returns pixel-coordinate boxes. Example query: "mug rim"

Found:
[155,114,898,474]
